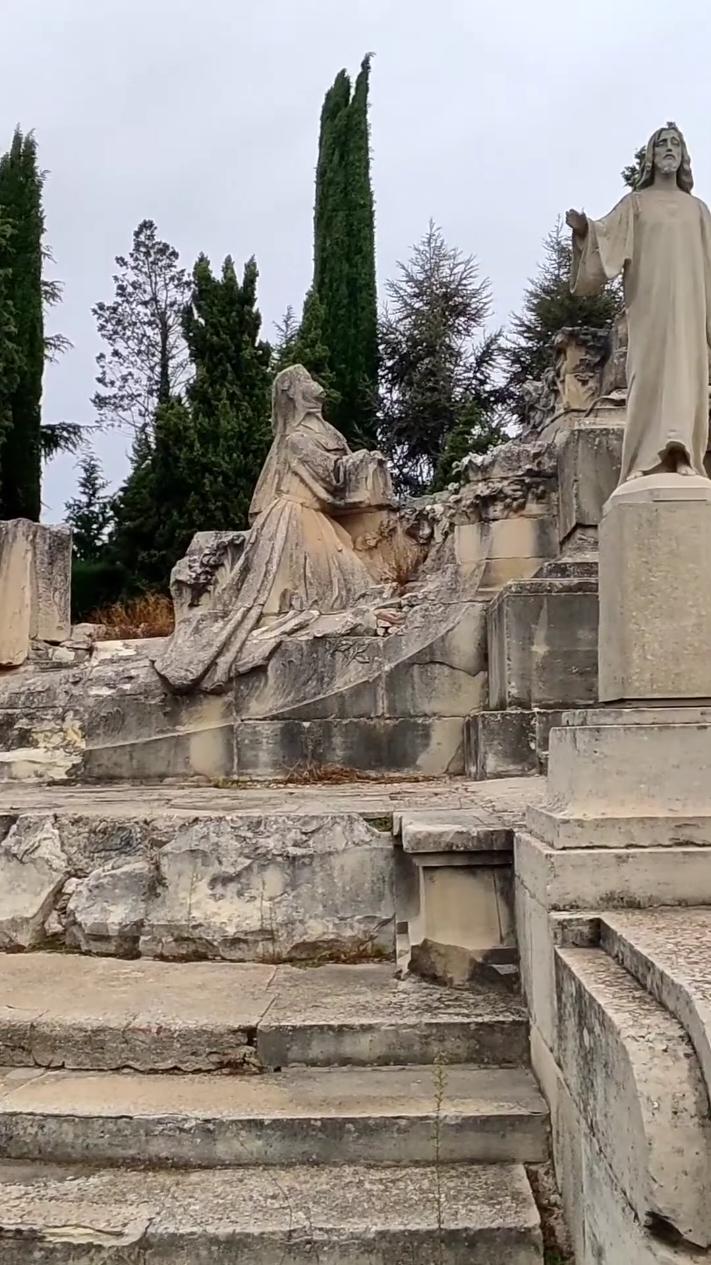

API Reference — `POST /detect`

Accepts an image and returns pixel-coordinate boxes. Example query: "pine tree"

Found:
[379,221,505,495]
[504,218,622,422]
[0,129,44,520]
[307,55,378,445]
[0,212,18,488]
[92,219,191,436]
[64,453,112,562]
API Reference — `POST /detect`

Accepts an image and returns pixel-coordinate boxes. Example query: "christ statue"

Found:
[567,122,711,483]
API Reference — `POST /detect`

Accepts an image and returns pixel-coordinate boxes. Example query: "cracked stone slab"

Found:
[0,1064,548,1167]
[0,955,528,1072]
[0,1160,543,1263]
[0,954,275,1072]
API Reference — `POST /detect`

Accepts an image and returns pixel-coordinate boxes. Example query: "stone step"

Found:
[599,907,711,1098]
[0,1063,548,1168]
[0,954,529,1072]
[0,1159,544,1263]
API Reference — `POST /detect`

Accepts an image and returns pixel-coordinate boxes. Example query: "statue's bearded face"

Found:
[653,128,682,177]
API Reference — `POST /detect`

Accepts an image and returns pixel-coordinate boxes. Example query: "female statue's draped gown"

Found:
[572,188,711,480]
[154,388,384,693]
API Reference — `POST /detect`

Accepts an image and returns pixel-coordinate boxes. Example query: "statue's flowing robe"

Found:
[153,415,375,692]
[571,189,711,480]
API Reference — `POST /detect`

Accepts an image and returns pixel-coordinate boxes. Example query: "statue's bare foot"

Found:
[627,469,645,481]
[676,458,695,476]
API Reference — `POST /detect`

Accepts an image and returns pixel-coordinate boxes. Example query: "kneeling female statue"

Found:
[154,365,394,692]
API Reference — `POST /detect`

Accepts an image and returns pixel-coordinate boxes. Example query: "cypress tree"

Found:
[110,252,272,591]
[308,55,378,445]
[0,129,44,520]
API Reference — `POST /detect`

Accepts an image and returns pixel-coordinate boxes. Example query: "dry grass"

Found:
[89,593,175,640]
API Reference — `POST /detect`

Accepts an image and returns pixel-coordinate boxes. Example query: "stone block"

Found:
[0,519,33,666]
[139,814,395,963]
[65,860,152,957]
[557,424,623,543]
[0,815,69,948]
[31,523,71,643]
[488,577,598,710]
[599,474,711,701]
[0,521,71,668]
[556,946,711,1248]
[234,717,465,778]
[234,637,385,721]
[465,710,537,779]
[516,828,711,913]
[529,706,711,848]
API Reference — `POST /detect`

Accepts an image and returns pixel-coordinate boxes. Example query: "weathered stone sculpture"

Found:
[154,364,395,692]
[568,121,711,482]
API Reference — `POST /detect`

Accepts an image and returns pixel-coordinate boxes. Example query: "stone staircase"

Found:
[0,954,548,1263]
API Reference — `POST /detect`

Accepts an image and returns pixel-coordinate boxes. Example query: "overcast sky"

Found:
[2,0,710,520]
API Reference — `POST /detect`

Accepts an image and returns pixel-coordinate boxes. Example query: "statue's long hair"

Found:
[638,122,694,193]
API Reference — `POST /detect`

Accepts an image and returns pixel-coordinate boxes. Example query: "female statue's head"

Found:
[271,364,324,435]
[638,122,693,193]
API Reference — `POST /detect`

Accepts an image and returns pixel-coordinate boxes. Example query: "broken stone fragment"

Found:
[0,814,69,948]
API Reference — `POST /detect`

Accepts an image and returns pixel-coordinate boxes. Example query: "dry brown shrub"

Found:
[89,593,175,640]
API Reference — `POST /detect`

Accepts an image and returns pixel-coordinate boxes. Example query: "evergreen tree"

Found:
[379,221,505,495]
[0,129,44,520]
[504,218,622,422]
[308,55,378,444]
[92,219,191,436]
[110,253,272,590]
[0,213,18,489]
[622,145,646,191]
[64,453,112,562]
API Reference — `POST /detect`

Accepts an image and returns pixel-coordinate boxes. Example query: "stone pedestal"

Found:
[0,520,72,668]
[528,705,711,848]
[599,474,711,701]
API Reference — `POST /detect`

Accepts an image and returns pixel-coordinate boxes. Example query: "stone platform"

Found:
[0,777,544,967]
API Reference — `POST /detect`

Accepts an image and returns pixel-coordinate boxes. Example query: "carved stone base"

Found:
[527,705,711,848]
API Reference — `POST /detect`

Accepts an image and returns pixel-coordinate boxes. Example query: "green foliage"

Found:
[379,221,506,495]
[110,253,272,592]
[92,219,191,435]
[309,55,378,444]
[64,453,112,562]
[622,145,646,191]
[0,128,44,520]
[504,218,622,422]
[433,400,504,491]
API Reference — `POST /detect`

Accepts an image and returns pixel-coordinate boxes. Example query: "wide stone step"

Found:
[599,907,711,1098]
[0,1063,547,1168]
[0,1159,543,1263]
[0,954,528,1072]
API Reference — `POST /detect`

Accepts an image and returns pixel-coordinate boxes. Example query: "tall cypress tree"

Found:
[110,252,272,591]
[308,55,378,446]
[0,129,44,520]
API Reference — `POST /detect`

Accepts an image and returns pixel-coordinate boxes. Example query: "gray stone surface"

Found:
[599,908,711,1108]
[0,773,546,820]
[557,424,623,543]
[599,474,711,701]
[516,829,711,912]
[0,954,529,1071]
[488,577,598,710]
[0,521,71,670]
[0,1160,543,1264]
[466,710,537,779]
[556,946,711,1248]
[397,808,515,854]
[235,716,467,777]
[530,706,711,848]
[139,813,394,963]
[65,859,153,956]
[0,815,68,948]
[0,1064,548,1168]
